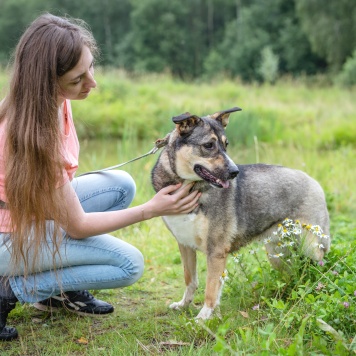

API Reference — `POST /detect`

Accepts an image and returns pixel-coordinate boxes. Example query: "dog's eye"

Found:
[203,142,214,150]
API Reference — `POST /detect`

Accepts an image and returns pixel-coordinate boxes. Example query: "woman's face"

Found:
[58,46,97,104]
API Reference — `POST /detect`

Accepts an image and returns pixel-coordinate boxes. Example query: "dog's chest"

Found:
[163,213,208,252]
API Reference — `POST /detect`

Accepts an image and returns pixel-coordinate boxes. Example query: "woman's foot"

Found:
[0,297,18,341]
[33,290,114,316]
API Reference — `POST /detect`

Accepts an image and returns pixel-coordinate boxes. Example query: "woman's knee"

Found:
[126,247,144,285]
[104,236,144,286]
[105,170,136,207]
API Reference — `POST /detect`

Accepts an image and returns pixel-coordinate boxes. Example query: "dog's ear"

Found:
[209,107,242,128]
[172,112,201,135]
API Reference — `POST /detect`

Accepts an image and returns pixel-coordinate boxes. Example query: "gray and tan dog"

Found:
[151,107,330,319]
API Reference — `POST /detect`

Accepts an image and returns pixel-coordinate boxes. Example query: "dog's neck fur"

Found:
[152,146,211,193]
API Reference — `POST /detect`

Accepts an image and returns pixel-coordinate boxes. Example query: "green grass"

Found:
[3,67,348,149]
[0,70,355,355]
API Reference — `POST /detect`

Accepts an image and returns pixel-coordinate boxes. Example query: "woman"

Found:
[0,13,200,341]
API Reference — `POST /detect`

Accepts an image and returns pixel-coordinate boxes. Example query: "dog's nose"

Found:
[229,165,239,179]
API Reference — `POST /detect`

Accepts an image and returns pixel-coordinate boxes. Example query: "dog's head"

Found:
[170,107,241,189]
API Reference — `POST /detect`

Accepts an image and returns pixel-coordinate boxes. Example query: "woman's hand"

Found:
[60,181,200,239]
[143,183,200,219]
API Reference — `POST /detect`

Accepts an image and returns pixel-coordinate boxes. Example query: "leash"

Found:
[78,133,170,177]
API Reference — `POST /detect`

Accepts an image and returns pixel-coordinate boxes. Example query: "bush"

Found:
[336,49,356,87]
[258,46,279,84]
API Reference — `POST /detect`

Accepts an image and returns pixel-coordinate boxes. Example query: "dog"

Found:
[151,107,330,320]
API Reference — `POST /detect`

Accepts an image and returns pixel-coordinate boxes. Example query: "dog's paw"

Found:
[169,301,184,310]
[195,305,214,320]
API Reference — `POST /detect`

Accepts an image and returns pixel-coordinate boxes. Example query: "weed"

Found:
[220,219,355,355]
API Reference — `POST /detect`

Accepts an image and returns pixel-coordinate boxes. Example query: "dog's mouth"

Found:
[194,165,230,188]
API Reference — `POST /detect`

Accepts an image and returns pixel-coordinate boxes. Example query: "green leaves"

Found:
[1,0,355,80]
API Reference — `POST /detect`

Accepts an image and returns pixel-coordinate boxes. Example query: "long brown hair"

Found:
[0,13,98,275]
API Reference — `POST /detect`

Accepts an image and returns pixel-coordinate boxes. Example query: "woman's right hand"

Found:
[143,183,200,219]
[59,181,200,239]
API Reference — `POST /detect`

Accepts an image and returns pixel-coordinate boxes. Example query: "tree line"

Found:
[1,0,356,84]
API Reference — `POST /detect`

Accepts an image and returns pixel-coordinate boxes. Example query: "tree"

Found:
[115,0,239,79]
[44,0,132,65]
[336,49,356,87]
[0,0,132,66]
[277,17,326,75]
[0,0,353,80]
[258,46,279,84]
[296,0,356,72]
[0,0,43,63]
[204,0,325,81]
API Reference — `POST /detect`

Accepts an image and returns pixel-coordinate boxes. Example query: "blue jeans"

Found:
[0,171,144,304]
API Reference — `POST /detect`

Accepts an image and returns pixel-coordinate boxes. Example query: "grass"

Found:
[0,70,355,355]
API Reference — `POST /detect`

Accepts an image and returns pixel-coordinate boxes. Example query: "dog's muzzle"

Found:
[193,163,239,189]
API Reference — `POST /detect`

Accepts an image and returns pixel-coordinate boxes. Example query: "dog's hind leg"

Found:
[299,229,330,262]
[170,243,198,310]
[196,253,228,319]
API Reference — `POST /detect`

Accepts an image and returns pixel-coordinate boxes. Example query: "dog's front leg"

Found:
[196,253,227,320]
[170,243,198,310]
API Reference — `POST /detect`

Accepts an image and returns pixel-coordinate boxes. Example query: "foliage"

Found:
[336,49,356,87]
[71,70,356,154]
[258,46,279,84]
[296,0,356,72]
[2,67,356,150]
[0,0,355,81]
[121,0,193,77]
[222,227,356,355]
[0,0,132,65]
[208,0,325,82]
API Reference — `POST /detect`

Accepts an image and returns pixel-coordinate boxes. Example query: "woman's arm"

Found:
[59,181,200,239]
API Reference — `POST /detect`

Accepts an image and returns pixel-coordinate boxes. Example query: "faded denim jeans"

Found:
[0,171,144,303]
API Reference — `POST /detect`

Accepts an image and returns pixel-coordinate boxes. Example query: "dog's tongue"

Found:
[217,179,230,188]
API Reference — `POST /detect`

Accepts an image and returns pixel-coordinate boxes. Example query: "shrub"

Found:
[336,49,356,87]
[258,46,279,84]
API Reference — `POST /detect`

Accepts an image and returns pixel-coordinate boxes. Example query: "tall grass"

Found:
[0,69,355,355]
[67,69,356,149]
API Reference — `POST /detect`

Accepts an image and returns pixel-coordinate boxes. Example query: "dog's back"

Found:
[225,164,330,267]
[230,164,329,247]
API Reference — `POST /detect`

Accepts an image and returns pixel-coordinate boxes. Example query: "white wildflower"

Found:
[269,253,284,258]
[220,270,229,283]
[292,227,302,235]
[232,253,241,263]
[264,237,272,244]
[281,241,295,248]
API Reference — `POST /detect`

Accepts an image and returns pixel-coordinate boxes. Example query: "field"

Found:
[0,69,355,355]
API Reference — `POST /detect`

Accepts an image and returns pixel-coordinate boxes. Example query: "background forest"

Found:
[1,0,356,85]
